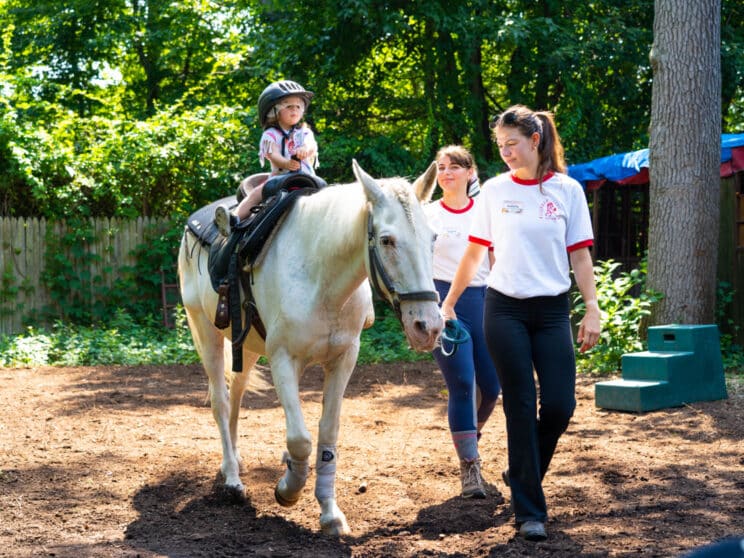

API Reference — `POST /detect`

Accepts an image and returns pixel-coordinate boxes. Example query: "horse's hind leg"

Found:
[314,349,357,536]
[228,347,261,473]
[185,307,246,501]
[179,235,246,501]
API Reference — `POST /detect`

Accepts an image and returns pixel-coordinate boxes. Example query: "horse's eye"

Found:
[380,236,395,248]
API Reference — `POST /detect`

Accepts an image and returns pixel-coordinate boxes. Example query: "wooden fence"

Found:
[0,217,171,335]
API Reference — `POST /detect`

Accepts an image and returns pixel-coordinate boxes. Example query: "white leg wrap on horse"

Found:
[315,445,337,502]
[282,451,309,493]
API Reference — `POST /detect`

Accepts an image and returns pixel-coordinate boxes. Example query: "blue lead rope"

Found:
[440,319,471,357]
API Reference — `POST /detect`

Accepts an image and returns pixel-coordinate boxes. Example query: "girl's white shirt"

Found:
[424,196,491,287]
[469,172,594,299]
[259,125,318,175]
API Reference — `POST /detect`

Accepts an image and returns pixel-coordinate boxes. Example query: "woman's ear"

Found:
[532,132,541,150]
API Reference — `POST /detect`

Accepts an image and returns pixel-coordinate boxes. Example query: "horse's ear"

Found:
[413,161,438,203]
[352,159,385,205]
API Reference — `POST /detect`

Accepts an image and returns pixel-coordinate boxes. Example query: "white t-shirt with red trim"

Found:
[469,172,593,299]
[259,125,318,175]
[424,197,492,287]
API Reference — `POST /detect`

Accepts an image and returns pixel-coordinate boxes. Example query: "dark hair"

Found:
[435,145,481,197]
[492,105,566,184]
[435,145,477,174]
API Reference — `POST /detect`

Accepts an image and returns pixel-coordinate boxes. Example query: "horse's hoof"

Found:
[320,515,351,536]
[216,483,247,504]
[319,500,350,536]
[274,485,301,507]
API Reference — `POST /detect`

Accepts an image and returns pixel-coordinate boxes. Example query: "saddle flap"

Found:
[186,195,237,247]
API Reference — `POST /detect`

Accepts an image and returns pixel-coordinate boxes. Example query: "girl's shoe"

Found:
[214,205,238,236]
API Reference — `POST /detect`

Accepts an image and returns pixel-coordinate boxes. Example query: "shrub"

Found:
[716,281,744,372]
[358,300,433,364]
[571,258,663,375]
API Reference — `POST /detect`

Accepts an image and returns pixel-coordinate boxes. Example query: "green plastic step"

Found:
[594,379,675,412]
[620,350,695,382]
[595,324,728,412]
[647,324,720,353]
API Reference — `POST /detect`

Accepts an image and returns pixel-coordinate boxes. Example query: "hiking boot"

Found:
[519,520,547,541]
[215,204,238,236]
[459,458,486,499]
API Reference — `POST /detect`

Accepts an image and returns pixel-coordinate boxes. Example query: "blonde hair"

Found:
[264,110,309,130]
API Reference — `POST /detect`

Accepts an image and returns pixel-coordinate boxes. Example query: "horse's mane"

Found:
[376,177,417,225]
[303,177,416,223]
[297,176,418,255]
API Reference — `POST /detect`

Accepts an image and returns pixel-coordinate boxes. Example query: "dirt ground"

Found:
[0,362,742,558]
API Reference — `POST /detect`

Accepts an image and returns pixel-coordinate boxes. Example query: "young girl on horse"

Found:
[215,80,318,236]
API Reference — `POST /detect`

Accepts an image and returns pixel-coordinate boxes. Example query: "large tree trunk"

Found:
[647,0,721,324]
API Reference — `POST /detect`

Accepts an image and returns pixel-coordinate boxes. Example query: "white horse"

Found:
[178,160,443,535]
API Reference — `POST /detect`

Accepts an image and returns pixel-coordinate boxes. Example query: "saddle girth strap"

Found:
[238,269,266,343]
[228,252,244,372]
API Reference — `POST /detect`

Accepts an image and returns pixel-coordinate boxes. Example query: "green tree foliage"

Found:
[1,0,741,218]
[0,103,254,217]
[721,0,744,131]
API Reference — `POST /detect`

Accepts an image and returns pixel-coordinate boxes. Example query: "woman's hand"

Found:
[440,300,457,321]
[577,300,601,353]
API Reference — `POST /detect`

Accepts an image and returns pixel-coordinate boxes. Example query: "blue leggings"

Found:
[484,288,577,524]
[432,280,501,434]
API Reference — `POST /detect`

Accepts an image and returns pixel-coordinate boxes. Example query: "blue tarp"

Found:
[568,133,744,188]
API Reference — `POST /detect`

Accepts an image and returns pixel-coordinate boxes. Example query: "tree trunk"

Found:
[647,0,721,324]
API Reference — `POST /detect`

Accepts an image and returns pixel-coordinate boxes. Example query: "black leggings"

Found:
[484,288,577,524]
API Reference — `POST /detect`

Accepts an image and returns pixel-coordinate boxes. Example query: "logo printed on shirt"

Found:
[539,199,561,221]
[441,226,461,239]
[501,200,524,214]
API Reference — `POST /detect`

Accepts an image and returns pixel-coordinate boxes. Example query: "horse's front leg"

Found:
[315,347,358,536]
[270,350,312,507]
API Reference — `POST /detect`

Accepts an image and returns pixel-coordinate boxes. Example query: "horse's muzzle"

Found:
[402,309,443,352]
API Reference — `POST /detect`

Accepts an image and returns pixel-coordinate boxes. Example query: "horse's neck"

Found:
[296,184,368,293]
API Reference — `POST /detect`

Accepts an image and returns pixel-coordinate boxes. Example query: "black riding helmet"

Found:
[258,80,314,129]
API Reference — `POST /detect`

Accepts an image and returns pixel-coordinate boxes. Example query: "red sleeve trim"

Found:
[567,239,593,253]
[468,235,491,247]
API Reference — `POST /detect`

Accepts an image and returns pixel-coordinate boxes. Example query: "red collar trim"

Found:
[440,198,474,214]
[511,171,555,185]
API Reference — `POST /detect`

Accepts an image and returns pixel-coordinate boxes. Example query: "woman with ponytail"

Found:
[440,105,601,542]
